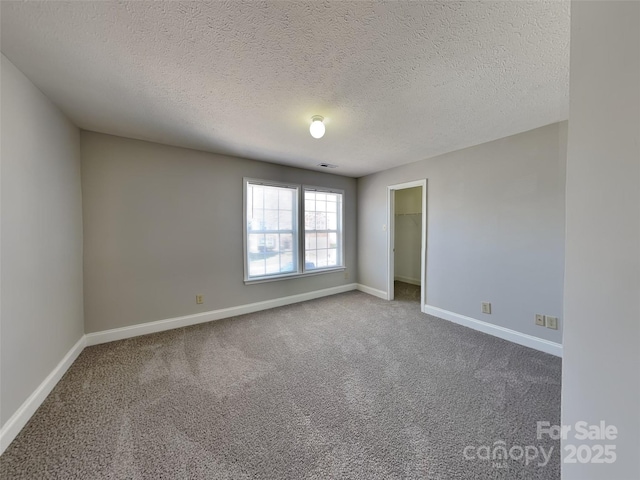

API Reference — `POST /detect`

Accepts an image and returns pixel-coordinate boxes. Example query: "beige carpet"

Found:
[0,283,561,479]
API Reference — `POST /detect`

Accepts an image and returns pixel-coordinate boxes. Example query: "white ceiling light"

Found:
[309,115,325,139]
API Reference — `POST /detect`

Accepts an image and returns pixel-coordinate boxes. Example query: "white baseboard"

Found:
[86,283,358,346]
[0,335,86,454]
[356,284,388,300]
[423,305,563,357]
[394,275,421,286]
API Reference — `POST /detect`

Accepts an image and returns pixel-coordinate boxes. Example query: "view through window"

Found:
[304,190,342,270]
[244,179,344,281]
[246,182,298,278]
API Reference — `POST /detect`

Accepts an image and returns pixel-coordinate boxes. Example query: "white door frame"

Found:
[387,179,427,312]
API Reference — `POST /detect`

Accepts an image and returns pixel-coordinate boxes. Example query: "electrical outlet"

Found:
[481,302,492,314]
[535,314,546,326]
[196,295,204,305]
[344,271,349,280]
[545,316,558,330]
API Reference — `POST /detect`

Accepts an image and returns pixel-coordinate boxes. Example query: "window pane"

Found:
[316,249,328,267]
[328,232,337,248]
[248,233,267,253]
[305,212,316,230]
[327,212,337,230]
[303,189,343,271]
[305,250,316,269]
[264,189,279,209]
[246,182,298,279]
[317,233,328,249]
[253,187,264,208]
[305,232,317,249]
[279,233,294,256]
[264,209,279,230]
[248,209,264,231]
[249,258,266,276]
[279,190,293,210]
[278,210,292,230]
[265,250,294,274]
[314,212,326,230]
[306,199,316,213]
[327,248,338,266]
[248,234,266,275]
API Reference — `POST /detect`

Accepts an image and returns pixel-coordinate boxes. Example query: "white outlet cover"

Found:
[545,315,558,330]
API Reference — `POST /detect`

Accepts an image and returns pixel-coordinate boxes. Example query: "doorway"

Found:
[387,180,427,311]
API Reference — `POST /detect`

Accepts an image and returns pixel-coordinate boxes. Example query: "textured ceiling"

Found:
[1,1,569,177]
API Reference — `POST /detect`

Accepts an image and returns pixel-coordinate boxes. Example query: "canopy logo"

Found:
[462,441,553,469]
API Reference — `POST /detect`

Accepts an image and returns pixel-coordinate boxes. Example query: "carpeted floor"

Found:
[0,283,561,479]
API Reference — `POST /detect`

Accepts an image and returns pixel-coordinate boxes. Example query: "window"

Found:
[244,179,344,282]
[304,189,342,270]
[245,181,298,278]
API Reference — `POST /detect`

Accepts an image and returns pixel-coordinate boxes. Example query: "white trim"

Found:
[356,284,388,300]
[394,275,421,286]
[423,305,563,357]
[86,284,358,346]
[0,335,87,454]
[387,187,395,301]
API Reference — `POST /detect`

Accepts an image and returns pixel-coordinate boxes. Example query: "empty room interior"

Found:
[1,1,638,479]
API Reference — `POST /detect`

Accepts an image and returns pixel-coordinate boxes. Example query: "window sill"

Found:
[244,266,346,285]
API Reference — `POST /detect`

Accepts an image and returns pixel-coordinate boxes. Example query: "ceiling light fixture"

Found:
[309,115,325,139]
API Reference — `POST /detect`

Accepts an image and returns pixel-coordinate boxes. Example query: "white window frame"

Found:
[302,185,345,274]
[243,178,345,284]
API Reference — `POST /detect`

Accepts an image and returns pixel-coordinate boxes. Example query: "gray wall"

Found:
[0,55,84,426]
[562,1,640,478]
[358,122,567,344]
[81,132,357,333]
